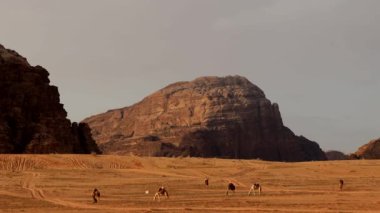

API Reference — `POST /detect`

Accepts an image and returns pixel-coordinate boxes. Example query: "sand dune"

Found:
[0,155,379,212]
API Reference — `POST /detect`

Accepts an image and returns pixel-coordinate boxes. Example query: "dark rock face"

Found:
[351,138,380,159]
[0,44,100,154]
[84,76,325,161]
[325,150,348,160]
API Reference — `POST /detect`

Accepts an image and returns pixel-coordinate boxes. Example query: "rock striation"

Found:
[83,76,325,161]
[0,44,100,154]
[351,138,380,159]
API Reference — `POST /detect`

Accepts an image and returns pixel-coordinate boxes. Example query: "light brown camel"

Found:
[248,183,262,196]
[153,186,169,201]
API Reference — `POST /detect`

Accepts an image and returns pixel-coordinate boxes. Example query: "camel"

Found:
[339,179,344,191]
[204,177,209,186]
[248,183,262,196]
[92,188,100,203]
[153,186,169,201]
[226,182,236,195]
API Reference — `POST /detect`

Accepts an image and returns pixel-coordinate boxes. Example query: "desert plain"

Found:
[0,155,379,213]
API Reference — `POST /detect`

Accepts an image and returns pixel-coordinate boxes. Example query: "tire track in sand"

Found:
[21,172,45,200]
[19,172,135,210]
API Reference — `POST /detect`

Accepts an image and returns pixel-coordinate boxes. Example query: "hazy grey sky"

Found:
[1,0,379,153]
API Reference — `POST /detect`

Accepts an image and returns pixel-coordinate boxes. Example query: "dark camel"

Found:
[226,182,236,195]
[204,177,209,186]
[92,188,100,203]
[339,179,344,190]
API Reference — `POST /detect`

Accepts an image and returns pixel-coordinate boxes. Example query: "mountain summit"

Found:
[83,76,325,161]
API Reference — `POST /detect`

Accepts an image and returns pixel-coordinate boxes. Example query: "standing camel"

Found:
[204,177,209,187]
[339,179,344,191]
[226,182,236,195]
[153,186,169,201]
[92,188,100,203]
[248,183,262,196]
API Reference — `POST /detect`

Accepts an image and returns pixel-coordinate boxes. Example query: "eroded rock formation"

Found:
[0,44,100,154]
[351,138,380,159]
[84,76,325,161]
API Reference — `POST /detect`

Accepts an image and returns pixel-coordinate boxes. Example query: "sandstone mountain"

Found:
[351,138,380,159]
[0,44,100,154]
[83,76,326,161]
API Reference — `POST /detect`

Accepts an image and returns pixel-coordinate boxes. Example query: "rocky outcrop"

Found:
[0,44,100,154]
[325,150,348,160]
[83,76,325,161]
[351,138,380,159]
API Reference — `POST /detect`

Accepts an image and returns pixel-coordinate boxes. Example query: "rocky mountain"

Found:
[325,150,348,160]
[83,76,326,161]
[351,138,380,159]
[0,44,100,154]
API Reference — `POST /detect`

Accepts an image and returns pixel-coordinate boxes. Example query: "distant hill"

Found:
[0,44,100,154]
[325,150,348,160]
[83,76,326,161]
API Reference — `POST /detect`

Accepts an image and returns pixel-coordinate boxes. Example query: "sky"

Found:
[0,0,379,153]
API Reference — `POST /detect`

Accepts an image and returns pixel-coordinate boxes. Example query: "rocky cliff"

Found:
[83,76,325,161]
[351,138,380,159]
[0,44,100,154]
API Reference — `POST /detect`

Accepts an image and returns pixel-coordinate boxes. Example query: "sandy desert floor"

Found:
[0,155,379,213]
